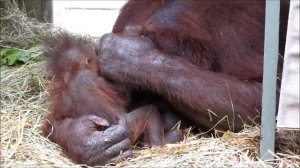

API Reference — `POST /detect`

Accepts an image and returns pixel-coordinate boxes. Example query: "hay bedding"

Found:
[1,1,299,168]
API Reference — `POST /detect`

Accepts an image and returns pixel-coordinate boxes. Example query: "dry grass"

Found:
[1,1,299,167]
[1,62,74,167]
[0,0,52,49]
[1,61,299,168]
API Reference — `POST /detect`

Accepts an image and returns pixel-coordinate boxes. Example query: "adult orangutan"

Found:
[97,0,288,164]
[101,0,266,131]
[45,0,289,166]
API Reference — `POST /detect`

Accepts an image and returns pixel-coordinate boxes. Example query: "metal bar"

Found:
[260,0,281,160]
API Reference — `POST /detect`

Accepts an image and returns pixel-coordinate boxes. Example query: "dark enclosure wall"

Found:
[17,0,52,22]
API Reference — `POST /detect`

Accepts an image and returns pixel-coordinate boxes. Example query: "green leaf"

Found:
[1,57,8,65]
[0,48,22,66]
[221,132,234,142]
[7,49,22,65]
[22,46,43,62]
[0,49,8,57]
[0,46,44,66]
[19,50,31,63]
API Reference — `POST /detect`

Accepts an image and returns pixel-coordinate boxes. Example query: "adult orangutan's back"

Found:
[100,0,267,132]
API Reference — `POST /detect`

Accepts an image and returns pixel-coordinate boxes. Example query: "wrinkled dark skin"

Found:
[42,34,133,166]
[99,31,262,132]
[45,0,290,166]
[98,0,289,137]
[100,31,156,84]
[95,1,273,166]
[48,115,132,166]
[43,33,184,166]
[99,1,267,133]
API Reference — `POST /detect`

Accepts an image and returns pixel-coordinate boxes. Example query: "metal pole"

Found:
[260,0,280,160]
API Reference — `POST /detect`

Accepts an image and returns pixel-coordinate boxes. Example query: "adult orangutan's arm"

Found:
[99,34,261,131]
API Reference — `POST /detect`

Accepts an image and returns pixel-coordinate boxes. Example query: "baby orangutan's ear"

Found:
[85,58,91,65]
[85,58,101,74]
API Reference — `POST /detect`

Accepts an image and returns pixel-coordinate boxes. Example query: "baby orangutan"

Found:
[42,33,184,165]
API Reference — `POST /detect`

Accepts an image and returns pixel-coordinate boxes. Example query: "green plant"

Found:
[0,46,43,66]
